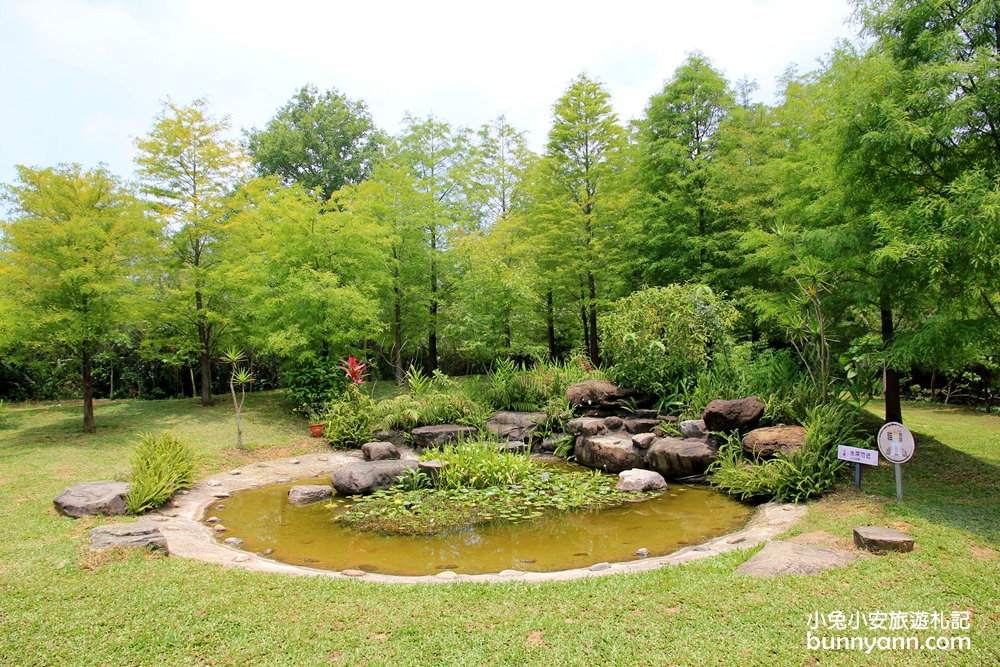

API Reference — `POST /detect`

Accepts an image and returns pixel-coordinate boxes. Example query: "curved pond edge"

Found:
[149,452,806,584]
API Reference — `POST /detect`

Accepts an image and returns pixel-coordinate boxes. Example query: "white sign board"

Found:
[877,422,915,464]
[838,445,879,466]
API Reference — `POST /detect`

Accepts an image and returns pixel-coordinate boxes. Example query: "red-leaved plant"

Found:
[339,355,369,386]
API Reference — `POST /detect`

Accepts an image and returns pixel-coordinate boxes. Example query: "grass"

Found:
[1,392,998,665]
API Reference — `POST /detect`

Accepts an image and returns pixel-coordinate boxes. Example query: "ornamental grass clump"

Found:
[125,431,197,514]
[423,441,537,490]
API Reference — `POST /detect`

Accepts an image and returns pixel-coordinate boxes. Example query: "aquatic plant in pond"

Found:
[338,463,653,536]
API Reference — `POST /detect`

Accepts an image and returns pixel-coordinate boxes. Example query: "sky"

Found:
[0,0,857,187]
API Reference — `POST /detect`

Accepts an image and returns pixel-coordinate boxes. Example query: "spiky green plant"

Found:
[125,431,197,514]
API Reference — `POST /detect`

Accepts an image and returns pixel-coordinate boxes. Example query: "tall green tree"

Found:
[845,0,1000,390]
[635,52,734,286]
[0,164,158,432]
[245,84,386,201]
[228,177,388,367]
[532,73,628,364]
[134,98,248,405]
[396,114,471,372]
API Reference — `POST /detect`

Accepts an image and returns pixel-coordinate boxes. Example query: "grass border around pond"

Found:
[158,451,801,583]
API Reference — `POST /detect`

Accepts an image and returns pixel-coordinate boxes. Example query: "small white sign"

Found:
[877,422,915,464]
[838,445,880,466]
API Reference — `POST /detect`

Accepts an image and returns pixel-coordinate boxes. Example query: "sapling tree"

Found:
[221,347,253,450]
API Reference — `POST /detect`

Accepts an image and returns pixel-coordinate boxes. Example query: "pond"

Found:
[208,470,752,576]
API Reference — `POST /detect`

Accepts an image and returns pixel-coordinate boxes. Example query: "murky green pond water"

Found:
[209,472,751,576]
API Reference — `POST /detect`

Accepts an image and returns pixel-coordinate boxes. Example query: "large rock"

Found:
[54,481,130,518]
[409,424,478,448]
[566,379,621,408]
[331,460,418,496]
[485,411,549,442]
[288,484,333,505]
[644,437,717,479]
[742,426,806,459]
[89,522,166,551]
[616,469,668,493]
[702,396,765,433]
[566,417,608,437]
[566,380,653,416]
[737,541,858,577]
[574,434,645,473]
[361,441,400,461]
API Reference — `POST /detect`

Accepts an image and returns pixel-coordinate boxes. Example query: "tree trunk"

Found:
[587,271,600,366]
[199,349,213,406]
[880,293,902,423]
[82,349,96,433]
[393,290,405,384]
[546,291,556,360]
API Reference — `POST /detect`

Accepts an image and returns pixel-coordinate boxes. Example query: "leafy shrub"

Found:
[600,284,738,396]
[282,357,346,414]
[125,432,197,514]
[376,368,484,431]
[708,402,858,502]
[679,345,818,423]
[322,385,378,448]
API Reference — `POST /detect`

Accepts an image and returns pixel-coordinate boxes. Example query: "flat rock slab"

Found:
[737,540,858,577]
[89,522,166,551]
[54,481,130,518]
[288,484,333,505]
[853,526,915,553]
[409,424,478,448]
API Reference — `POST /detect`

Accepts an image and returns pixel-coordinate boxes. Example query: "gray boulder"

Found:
[496,440,531,454]
[54,481,130,518]
[89,522,166,550]
[741,426,806,459]
[409,424,478,448]
[678,419,707,439]
[417,459,448,485]
[331,460,418,496]
[485,411,549,442]
[574,434,645,473]
[702,396,765,433]
[361,441,401,461]
[288,484,333,505]
[644,437,718,479]
[616,469,668,493]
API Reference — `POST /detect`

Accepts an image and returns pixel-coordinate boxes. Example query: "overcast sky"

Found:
[0,0,857,186]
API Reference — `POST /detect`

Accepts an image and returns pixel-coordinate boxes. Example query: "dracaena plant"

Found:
[221,347,254,450]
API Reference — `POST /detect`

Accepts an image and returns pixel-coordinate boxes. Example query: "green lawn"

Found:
[0,393,996,666]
